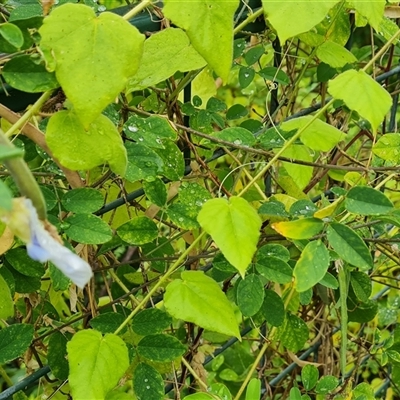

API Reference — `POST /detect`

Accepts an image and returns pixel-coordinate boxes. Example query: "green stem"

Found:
[122,0,153,21]
[0,130,47,219]
[233,7,264,35]
[337,261,349,382]
[0,365,13,386]
[114,231,206,335]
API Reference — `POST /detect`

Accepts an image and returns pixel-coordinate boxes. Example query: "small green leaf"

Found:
[239,66,255,88]
[237,274,264,317]
[327,222,373,270]
[289,387,302,400]
[226,104,248,120]
[0,23,23,48]
[316,41,357,68]
[301,365,319,391]
[137,334,186,362]
[345,186,394,215]
[154,140,185,181]
[258,201,289,218]
[0,324,34,364]
[278,313,309,352]
[197,197,262,277]
[315,375,339,394]
[64,214,112,245]
[90,313,126,334]
[39,3,145,128]
[133,363,164,400]
[259,289,285,327]
[163,0,239,82]
[46,111,127,176]
[328,69,392,132]
[117,216,158,245]
[0,274,13,319]
[245,46,265,65]
[294,240,330,292]
[350,271,371,302]
[281,116,344,152]
[164,271,240,339]
[257,244,290,262]
[62,188,104,213]
[68,330,129,400]
[258,67,289,85]
[167,203,199,230]
[178,183,212,208]
[246,378,261,400]
[256,257,293,284]
[48,332,69,380]
[132,309,172,336]
[214,127,256,147]
[272,218,324,240]
[3,55,59,93]
[373,133,400,163]
[348,299,378,323]
[143,178,167,207]
[319,272,339,289]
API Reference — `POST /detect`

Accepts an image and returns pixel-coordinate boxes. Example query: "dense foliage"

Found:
[0,0,400,399]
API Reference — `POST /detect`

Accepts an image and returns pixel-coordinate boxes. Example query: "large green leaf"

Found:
[133,363,164,400]
[68,330,129,400]
[0,324,34,364]
[137,334,186,362]
[293,240,330,292]
[278,313,309,352]
[327,222,373,270]
[127,27,206,92]
[164,271,240,339]
[281,116,344,152]
[197,197,262,277]
[345,186,394,215]
[328,69,392,132]
[39,4,144,127]
[62,188,104,213]
[272,218,324,240]
[0,274,13,319]
[262,0,340,43]
[163,0,238,82]
[46,110,127,176]
[348,0,385,30]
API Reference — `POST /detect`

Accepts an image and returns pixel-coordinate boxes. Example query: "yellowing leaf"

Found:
[39,4,144,128]
[46,110,127,176]
[272,218,324,240]
[197,197,262,277]
[348,0,385,30]
[262,0,340,43]
[164,271,240,339]
[281,116,345,152]
[163,0,238,82]
[328,69,392,132]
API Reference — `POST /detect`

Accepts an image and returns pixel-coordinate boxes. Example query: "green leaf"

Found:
[214,127,256,147]
[117,216,158,245]
[239,67,255,89]
[164,271,240,339]
[163,0,239,82]
[237,274,264,317]
[0,274,13,319]
[345,186,394,215]
[272,218,324,240]
[327,222,373,270]
[46,110,128,176]
[64,214,112,244]
[257,243,290,262]
[133,363,164,400]
[256,257,293,284]
[290,387,302,400]
[315,375,339,394]
[294,240,330,292]
[258,201,289,218]
[49,263,70,291]
[258,67,290,85]
[5,247,44,278]
[3,55,59,93]
[316,41,357,68]
[153,140,185,181]
[262,0,340,43]
[281,116,345,152]
[197,197,262,277]
[319,272,339,289]
[245,378,261,400]
[68,330,129,400]
[90,313,126,334]
[124,115,177,149]
[278,313,309,352]
[178,183,212,208]
[351,271,372,302]
[39,3,145,128]
[132,309,172,336]
[62,188,104,213]
[0,324,34,364]
[0,23,23,48]
[183,394,214,400]
[348,299,377,323]
[301,365,319,391]
[373,133,400,163]
[137,334,186,362]
[245,46,265,65]
[226,104,248,120]
[167,203,200,229]
[127,27,206,92]
[328,69,392,132]
[348,0,385,30]
[125,142,163,183]
[143,178,167,207]
[259,289,285,327]
[48,332,69,380]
